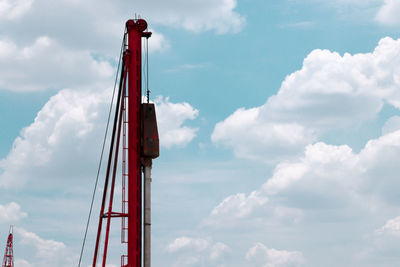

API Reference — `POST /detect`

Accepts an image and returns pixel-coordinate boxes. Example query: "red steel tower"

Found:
[2,227,13,267]
[92,18,159,267]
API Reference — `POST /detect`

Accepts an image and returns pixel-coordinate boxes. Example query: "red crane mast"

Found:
[2,227,13,267]
[92,18,159,267]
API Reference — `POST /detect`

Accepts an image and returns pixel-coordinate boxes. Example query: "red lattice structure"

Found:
[2,227,13,267]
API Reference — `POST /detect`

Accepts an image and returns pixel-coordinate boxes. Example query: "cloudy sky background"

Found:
[3,0,400,266]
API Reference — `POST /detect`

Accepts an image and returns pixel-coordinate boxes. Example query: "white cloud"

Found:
[212,107,316,161]
[1,0,239,92]
[166,237,231,266]
[246,243,305,267]
[206,129,400,228]
[312,0,400,27]
[210,242,231,262]
[16,227,76,266]
[264,142,357,195]
[197,129,400,263]
[1,0,244,50]
[0,39,17,59]
[0,36,113,91]
[356,215,400,263]
[204,191,268,226]
[129,0,245,34]
[0,0,243,92]
[0,88,109,187]
[148,29,170,53]
[0,89,198,188]
[166,236,210,253]
[0,202,27,223]
[0,30,168,92]
[375,216,400,236]
[171,256,200,267]
[0,0,34,20]
[18,228,66,256]
[155,96,199,148]
[14,259,33,267]
[203,36,400,265]
[212,37,400,161]
[375,0,400,25]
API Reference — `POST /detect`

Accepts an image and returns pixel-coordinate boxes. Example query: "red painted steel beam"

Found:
[126,19,150,267]
[92,56,127,267]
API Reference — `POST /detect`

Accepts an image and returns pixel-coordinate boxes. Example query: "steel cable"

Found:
[77,30,126,267]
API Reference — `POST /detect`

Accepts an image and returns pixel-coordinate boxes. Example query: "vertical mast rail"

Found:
[126,19,151,267]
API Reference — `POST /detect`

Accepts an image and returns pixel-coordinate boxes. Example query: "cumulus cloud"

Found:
[166,237,230,266]
[0,39,17,58]
[0,88,109,187]
[119,0,245,34]
[264,143,357,195]
[16,227,76,266]
[0,0,34,20]
[147,29,170,53]
[375,0,400,25]
[204,191,268,226]
[246,243,305,267]
[356,215,400,263]
[0,90,199,188]
[14,259,33,267]
[210,242,231,262]
[0,30,166,93]
[0,0,241,92]
[166,236,210,253]
[203,126,400,262]
[212,37,400,161]
[375,216,400,236]
[166,237,302,266]
[155,96,199,148]
[1,0,243,57]
[212,108,316,161]
[0,36,113,91]
[206,129,400,228]
[0,202,27,223]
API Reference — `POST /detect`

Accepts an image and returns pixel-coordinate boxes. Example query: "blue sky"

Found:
[3,0,400,266]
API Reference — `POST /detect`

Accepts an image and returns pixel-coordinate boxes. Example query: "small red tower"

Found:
[2,227,13,267]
